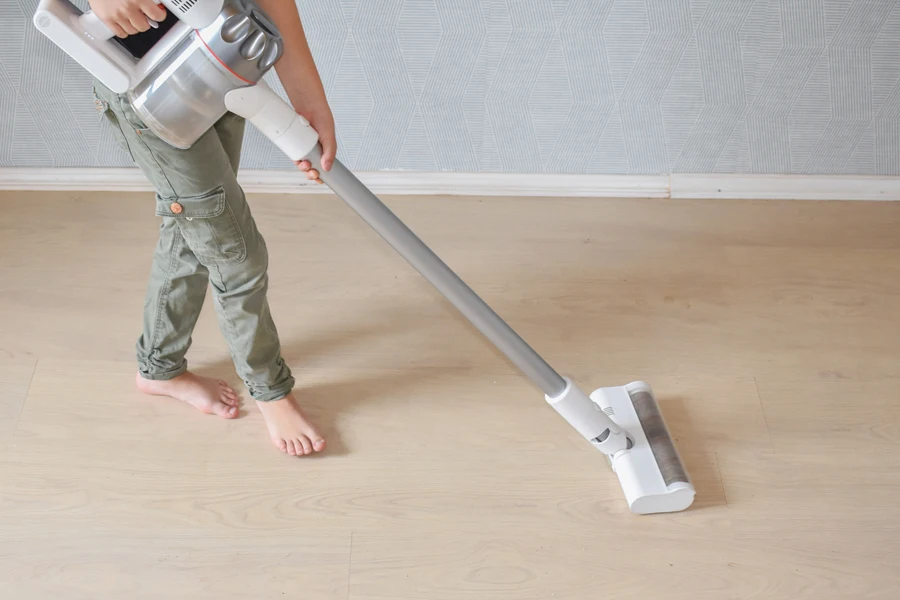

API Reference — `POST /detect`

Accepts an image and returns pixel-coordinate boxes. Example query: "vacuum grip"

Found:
[80,11,115,40]
[308,145,572,398]
[33,0,133,93]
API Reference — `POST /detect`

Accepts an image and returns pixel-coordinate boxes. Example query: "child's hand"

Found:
[295,106,336,185]
[89,0,167,38]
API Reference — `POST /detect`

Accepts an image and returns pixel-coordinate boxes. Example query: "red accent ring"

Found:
[196,30,255,84]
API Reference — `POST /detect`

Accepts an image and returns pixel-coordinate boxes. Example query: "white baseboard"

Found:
[1,167,898,200]
[0,167,669,198]
[670,173,900,201]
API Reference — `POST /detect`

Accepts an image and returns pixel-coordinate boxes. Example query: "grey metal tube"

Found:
[307,145,567,397]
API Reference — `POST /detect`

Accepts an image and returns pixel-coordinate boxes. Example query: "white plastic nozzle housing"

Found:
[591,382,696,514]
[546,377,695,514]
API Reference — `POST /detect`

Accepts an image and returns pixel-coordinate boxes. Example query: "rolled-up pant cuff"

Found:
[251,378,296,402]
[138,360,188,381]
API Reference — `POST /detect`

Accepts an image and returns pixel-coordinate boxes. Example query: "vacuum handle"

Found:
[80,10,161,40]
[33,0,134,93]
[79,11,116,40]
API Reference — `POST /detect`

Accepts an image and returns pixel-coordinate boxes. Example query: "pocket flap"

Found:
[155,187,226,219]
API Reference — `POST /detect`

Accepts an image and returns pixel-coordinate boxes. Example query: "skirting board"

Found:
[1,167,899,200]
[670,173,900,201]
[0,167,668,198]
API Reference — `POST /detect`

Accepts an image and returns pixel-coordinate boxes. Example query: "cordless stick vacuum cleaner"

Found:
[34,0,695,514]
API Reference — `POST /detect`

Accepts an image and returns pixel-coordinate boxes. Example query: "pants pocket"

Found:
[156,187,247,265]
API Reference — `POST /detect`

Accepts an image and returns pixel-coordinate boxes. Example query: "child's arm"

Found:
[255,0,337,174]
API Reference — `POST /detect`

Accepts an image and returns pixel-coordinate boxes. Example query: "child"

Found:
[89,0,333,457]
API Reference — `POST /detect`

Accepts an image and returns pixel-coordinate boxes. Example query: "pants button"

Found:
[170,202,183,214]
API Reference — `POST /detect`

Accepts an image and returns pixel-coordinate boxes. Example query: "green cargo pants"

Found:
[93,81,294,402]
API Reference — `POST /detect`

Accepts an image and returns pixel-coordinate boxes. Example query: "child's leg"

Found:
[133,189,209,381]
[93,83,324,455]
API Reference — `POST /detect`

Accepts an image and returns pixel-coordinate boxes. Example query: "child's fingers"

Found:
[141,0,167,21]
[320,138,336,172]
[109,22,128,38]
[295,161,323,183]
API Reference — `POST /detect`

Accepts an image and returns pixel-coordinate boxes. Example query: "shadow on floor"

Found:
[195,306,491,456]
[288,364,471,458]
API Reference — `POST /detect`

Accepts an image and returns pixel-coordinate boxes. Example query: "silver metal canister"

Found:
[127,0,283,149]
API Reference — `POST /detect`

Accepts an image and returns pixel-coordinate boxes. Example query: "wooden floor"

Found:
[1,189,899,598]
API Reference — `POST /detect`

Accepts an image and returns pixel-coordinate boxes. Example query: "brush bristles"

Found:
[630,390,690,486]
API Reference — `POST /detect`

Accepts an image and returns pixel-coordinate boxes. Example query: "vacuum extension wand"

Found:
[222,78,696,515]
[305,145,567,398]
[303,146,633,456]
[223,82,630,456]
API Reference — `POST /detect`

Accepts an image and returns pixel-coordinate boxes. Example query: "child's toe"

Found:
[296,436,312,455]
[211,401,237,418]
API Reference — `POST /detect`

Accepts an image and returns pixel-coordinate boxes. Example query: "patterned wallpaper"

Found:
[1,0,899,175]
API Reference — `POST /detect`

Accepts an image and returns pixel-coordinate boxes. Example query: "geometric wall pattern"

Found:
[1,0,898,175]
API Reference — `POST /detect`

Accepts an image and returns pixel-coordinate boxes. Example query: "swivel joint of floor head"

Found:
[545,377,630,455]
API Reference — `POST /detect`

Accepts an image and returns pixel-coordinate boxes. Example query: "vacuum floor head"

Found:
[590,382,695,514]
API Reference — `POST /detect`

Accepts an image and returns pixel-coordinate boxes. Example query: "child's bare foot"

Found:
[136,372,239,418]
[256,393,326,456]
